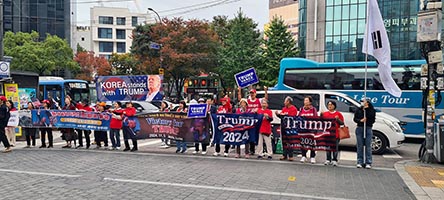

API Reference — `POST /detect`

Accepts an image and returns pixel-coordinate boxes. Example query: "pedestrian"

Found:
[322,101,344,166]
[213,96,232,157]
[5,100,16,147]
[109,101,123,150]
[234,98,251,159]
[256,98,273,160]
[159,101,170,148]
[122,102,138,152]
[23,102,37,148]
[298,96,318,164]
[276,96,298,161]
[76,99,92,149]
[175,100,188,153]
[94,102,109,149]
[354,98,376,169]
[39,99,53,148]
[61,96,76,148]
[0,96,12,153]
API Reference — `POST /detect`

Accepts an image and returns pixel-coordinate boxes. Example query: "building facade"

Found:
[298,0,422,62]
[3,0,72,43]
[72,26,92,52]
[268,0,299,41]
[90,7,149,58]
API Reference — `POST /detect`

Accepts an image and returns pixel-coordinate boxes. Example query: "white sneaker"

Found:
[357,164,363,168]
[160,142,166,147]
[324,160,330,165]
[300,157,307,163]
[223,153,228,157]
[116,147,121,150]
[365,165,372,169]
[192,151,198,154]
[331,161,338,166]
[213,152,220,156]
[310,158,316,164]
[201,151,207,155]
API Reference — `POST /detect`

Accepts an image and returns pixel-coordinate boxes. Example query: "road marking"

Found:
[382,152,402,159]
[104,177,354,200]
[339,151,356,161]
[138,139,162,147]
[288,176,296,182]
[0,168,81,178]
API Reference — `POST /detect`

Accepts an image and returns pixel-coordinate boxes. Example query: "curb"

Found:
[394,160,431,200]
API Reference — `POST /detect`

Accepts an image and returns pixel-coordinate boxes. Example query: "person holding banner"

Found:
[256,98,273,160]
[175,101,188,153]
[94,102,109,149]
[109,102,123,150]
[39,100,53,148]
[322,101,344,166]
[192,118,208,155]
[61,97,77,148]
[0,96,12,153]
[76,99,93,149]
[299,96,319,164]
[354,98,376,169]
[23,102,37,148]
[213,96,232,157]
[234,98,251,158]
[159,101,170,148]
[5,100,17,147]
[122,102,138,152]
[276,96,297,161]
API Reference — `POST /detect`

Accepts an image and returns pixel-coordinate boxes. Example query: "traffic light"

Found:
[158,68,164,75]
[201,79,206,87]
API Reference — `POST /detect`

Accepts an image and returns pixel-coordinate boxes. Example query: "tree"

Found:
[108,53,142,75]
[260,17,299,86]
[131,18,219,99]
[4,31,78,76]
[74,51,111,81]
[217,10,262,91]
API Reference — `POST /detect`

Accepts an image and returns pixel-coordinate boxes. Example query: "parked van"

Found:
[256,90,405,154]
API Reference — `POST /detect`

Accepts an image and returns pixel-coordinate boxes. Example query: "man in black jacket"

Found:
[353,98,376,169]
[0,96,11,153]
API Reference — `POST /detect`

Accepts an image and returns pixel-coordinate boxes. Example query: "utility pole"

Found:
[147,8,164,76]
[0,0,4,61]
[417,0,442,163]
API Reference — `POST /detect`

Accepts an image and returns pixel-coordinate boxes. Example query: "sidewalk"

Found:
[395,160,444,200]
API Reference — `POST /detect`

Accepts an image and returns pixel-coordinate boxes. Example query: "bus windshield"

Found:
[39,78,90,108]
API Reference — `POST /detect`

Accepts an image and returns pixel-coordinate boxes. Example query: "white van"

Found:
[256,90,405,154]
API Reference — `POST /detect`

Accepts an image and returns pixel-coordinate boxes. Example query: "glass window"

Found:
[326,22,333,35]
[116,17,126,25]
[350,5,358,19]
[333,21,341,35]
[99,16,113,25]
[341,21,349,34]
[132,16,138,27]
[326,0,334,6]
[342,5,350,19]
[325,94,357,113]
[99,42,113,52]
[343,0,350,4]
[116,29,126,39]
[326,7,334,20]
[117,42,126,53]
[357,19,366,34]
[334,6,342,20]
[98,28,112,39]
[358,4,366,18]
[349,19,358,34]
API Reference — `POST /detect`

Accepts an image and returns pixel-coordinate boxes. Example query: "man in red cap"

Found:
[0,96,12,152]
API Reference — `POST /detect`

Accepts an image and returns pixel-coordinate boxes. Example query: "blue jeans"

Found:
[356,126,373,165]
[176,141,187,152]
[110,129,121,148]
[326,139,340,161]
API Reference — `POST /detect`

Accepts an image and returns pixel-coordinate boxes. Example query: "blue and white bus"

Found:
[39,77,90,108]
[276,58,441,138]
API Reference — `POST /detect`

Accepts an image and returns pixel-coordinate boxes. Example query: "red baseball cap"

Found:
[0,96,7,101]
[249,89,256,93]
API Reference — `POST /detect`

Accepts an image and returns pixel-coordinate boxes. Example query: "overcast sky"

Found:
[75,0,269,29]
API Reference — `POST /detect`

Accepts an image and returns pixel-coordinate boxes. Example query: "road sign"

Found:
[149,42,161,50]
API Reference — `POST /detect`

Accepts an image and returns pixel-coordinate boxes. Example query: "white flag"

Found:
[362,0,402,97]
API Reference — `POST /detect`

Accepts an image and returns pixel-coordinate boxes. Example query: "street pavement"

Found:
[0,132,427,200]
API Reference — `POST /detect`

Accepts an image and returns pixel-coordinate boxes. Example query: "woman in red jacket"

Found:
[213,96,232,157]
[322,101,344,166]
[109,101,123,150]
[122,102,138,152]
[256,99,273,160]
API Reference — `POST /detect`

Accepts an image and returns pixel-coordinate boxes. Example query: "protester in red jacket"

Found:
[122,102,138,152]
[276,96,298,161]
[109,101,123,150]
[322,101,344,166]
[256,99,273,160]
[76,99,93,149]
[213,96,232,157]
[298,96,319,164]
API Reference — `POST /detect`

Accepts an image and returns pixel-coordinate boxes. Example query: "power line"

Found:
[162,0,241,18]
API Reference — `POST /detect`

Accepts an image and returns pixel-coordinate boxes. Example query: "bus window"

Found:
[65,82,89,103]
[290,93,319,111]
[264,93,286,110]
[45,85,62,106]
[325,94,356,113]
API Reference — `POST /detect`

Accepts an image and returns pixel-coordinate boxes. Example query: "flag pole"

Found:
[363,0,370,141]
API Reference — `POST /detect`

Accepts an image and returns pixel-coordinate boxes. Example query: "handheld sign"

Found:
[187,104,208,118]
[234,68,259,88]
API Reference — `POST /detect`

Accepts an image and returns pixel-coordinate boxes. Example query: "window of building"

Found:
[116,17,126,25]
[81,37,85,41]
[117,42,126,53]
[98,28,112,39]
[132,16,138,27]
[99,42,113,52]
[99,16,113,25]
[116,29,126,39]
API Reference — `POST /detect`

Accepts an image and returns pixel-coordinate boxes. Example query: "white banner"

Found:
[7,110,19,127]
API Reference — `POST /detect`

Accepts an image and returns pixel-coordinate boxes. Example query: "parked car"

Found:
[257,90,405,155]
[121,101,159,115]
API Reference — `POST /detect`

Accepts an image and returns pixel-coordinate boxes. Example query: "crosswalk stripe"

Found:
[138,139,162,147]
[382,152,402,159]
[339,151,356,161]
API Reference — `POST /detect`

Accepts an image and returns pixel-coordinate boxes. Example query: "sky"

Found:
[75,0,269,29]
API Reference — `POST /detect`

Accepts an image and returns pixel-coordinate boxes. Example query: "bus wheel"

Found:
[372,131,387,155]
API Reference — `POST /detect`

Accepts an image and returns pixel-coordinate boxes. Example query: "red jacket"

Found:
[123,107,136,117]
[322,111,344,138]
[110,108,123,129]
[257,108,273,135]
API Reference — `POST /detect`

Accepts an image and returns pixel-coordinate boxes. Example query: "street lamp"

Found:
[148,8,161,24]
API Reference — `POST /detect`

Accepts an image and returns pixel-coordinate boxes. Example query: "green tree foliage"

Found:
[4,31,78,76]
[108,53,141,75]
[260,17,299,86]
[217,10,262,90]
[131,18,219,99]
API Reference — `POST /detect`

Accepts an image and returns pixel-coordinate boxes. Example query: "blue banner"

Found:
[96,75,163,101]
[31,110,111,131]
[234,68,259,88]
[187,104,208,118]
[211,113,263,145]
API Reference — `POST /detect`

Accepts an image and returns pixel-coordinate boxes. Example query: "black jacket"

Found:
[353,106,376,127]
[0,104,10,128]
